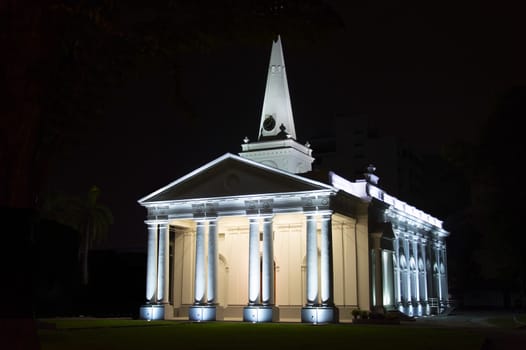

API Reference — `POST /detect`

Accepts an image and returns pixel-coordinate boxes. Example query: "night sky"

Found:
[46,1,526,252]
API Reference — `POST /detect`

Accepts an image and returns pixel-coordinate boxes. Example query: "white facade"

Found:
[138,36,449,322]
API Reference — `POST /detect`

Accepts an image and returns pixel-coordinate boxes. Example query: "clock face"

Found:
[263,116,276,131]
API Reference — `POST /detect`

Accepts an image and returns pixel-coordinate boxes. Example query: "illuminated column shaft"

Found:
[405,238,411,303]
[306,214,318,305]
[371,232,383,309]
[435,245,442,300]
[412,240,419,303]
[262,216,274,305]
[393,237,401,304]
[320,213,334,306]
[248,217,260,305]
[146,222,159,303]
[207,219,218,304]
[157,222,169,303]
[426,244,434,299]
[400,237,407,303]
[420,242,428,302]
[441,245,449,304]
[194,221,206,304]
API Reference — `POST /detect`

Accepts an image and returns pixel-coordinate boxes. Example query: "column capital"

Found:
[304,210,333,218]
[370,232,383,249]
[370,231,383,239]
[194,217,218,223]
[145,220,168,226]
[319,210,333,218]
[244,199,274,216]
[247,215,259,222]
[194,218,207,224]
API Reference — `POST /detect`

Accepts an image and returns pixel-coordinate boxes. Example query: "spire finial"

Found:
[364,164,379,185]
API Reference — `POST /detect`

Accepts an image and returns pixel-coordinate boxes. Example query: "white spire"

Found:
[258,35,296,140]
[240,35,314,174]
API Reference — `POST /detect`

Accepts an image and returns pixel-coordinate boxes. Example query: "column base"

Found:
[189,305,216,322]
[372,305,385,314]
[424,302,431,316]
[407,303,414,317]
[139,304,165,321]
[301,306,339,324]
[415,302,423,317]
[243,305,279,323]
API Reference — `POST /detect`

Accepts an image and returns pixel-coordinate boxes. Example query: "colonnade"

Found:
[141,211,338,323]
[391,231,448,316]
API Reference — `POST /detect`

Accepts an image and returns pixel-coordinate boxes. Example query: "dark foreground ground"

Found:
[407,310,526,350]
[28,310,526,350]
[3,309,525,350]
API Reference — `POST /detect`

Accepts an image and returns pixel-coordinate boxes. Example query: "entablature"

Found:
[144,189,336,221]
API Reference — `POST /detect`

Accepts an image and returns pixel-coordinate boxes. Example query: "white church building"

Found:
[138,36,450,323]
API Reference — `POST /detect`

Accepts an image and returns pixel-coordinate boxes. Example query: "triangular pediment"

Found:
[139,153,334,203]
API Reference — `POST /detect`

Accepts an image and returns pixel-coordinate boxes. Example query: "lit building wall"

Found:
[331,213,370,319]
[382,250,395,307]
[222,222,249,307]
[356,212,371,311]
[162,210,370,321]
[273,214,304,307]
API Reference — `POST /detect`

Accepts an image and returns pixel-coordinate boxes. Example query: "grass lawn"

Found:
[38,319,486,350]
[486,314,526,328]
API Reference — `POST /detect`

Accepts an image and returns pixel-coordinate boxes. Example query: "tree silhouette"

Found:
[2,0,344,211]
[444,86,526,306]
[472,87,526,305]
[42,185,114,286]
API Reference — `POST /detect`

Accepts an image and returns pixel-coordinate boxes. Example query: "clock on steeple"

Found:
[263,115,276,131]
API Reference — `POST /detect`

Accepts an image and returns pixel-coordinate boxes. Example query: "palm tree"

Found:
[42,185,113,285]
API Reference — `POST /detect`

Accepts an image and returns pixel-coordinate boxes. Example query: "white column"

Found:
[157,222,169,303]
[399,238,407,305]
[420,241,428,302]
[393,236,401,306]
[320,213,334,306]
[441,245,449,305]
[194,220,206,304]
[426,243,434,299]
[248,217,260,305]
[435,245,442,301]
[262,216,274,305]
[306,214,318,305]
[412,239,419,304]
[207,219,218,304]
[404,238,411,303]
[145,222,158,303]
[371,232,383,309]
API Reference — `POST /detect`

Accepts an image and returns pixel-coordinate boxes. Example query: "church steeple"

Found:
[239,35,314,174]
[258,35,296,140]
